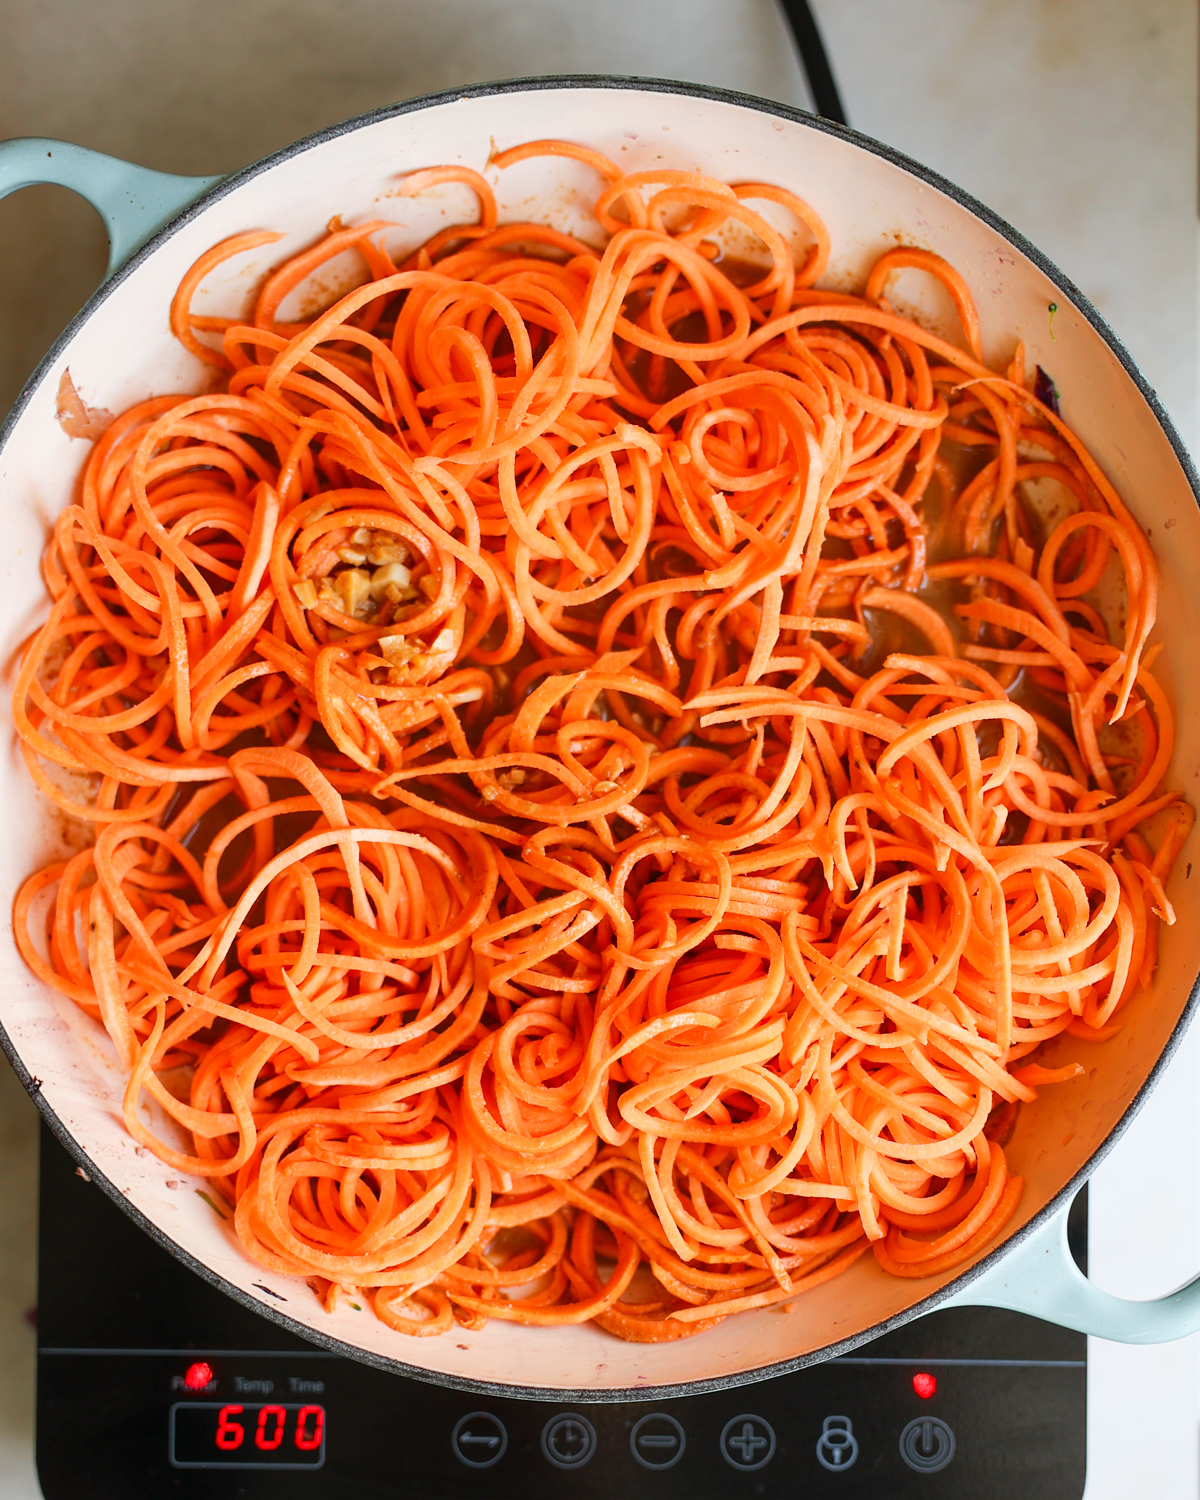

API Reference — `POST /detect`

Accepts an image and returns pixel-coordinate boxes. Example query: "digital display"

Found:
[169,1402,326,1469]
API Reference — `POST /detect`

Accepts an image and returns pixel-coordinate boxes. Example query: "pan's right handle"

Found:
[946,1204,1200,1342]
[0,137,221,278]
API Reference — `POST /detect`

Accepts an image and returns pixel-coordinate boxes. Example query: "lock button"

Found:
[815,1414,859,1471]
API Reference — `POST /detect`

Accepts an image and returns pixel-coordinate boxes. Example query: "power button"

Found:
[899,1416,955,1473]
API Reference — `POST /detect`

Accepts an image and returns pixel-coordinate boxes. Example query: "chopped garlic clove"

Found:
[340,526,411,566]
[335,569,372,617]
[377,634,418,662]
[369,562,413,597]
[292,579,319,609]
[366,536,410,565]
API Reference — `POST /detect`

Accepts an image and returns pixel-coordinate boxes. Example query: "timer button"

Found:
[541,1413,597,1469]
[451,1412,507,1469]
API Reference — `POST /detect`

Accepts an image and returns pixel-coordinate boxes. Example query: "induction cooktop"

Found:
[35,1123,1088,1498]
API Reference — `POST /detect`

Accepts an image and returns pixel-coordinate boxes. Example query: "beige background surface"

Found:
[0,2,1196,1496]
[1,1,1195,433]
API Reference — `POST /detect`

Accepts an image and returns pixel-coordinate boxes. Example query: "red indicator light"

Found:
[183,1362,213,1391]
[912,1372,937,1399]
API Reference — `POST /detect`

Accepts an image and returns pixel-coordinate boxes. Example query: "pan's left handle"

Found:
[0,137,221,278]
[945,1203,1200,1342]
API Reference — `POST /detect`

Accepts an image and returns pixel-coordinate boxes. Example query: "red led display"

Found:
[215,1405,245,1449]
[169,1402,327,1470]
[912,1372,937,1399]
[295,1405,325,1451]
[255,1406,286,1450]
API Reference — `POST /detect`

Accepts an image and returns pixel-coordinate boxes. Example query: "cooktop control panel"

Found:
[36,1126,1087,1499]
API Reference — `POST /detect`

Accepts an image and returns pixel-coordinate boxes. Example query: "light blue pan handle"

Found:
[0,137,220,277]
[946,1201,1200,1342]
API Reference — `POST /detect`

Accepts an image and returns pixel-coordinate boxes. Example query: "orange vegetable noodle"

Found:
[14,141,1191,1342]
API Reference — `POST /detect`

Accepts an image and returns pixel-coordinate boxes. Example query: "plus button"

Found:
[720,1414,777,1471]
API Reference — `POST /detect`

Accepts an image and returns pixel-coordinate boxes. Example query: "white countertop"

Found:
[0,2,1196,1495]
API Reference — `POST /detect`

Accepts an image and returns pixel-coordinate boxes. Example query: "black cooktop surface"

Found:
[36,1124,1087,1498]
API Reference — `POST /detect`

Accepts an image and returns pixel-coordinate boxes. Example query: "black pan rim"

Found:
[4,71,1199,1403]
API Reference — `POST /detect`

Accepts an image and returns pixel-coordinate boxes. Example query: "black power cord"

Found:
[778,0,848,125]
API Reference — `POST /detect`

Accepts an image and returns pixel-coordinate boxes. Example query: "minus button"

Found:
[631,1413,687,1470]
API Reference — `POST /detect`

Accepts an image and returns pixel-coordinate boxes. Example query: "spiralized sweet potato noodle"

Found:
[15,141,1191,1342]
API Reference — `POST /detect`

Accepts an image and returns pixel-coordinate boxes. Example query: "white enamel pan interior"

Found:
[1,78,1199,1400]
